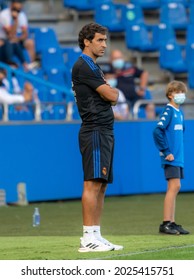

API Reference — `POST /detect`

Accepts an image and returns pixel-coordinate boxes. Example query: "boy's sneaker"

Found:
[98,236,123,251]
[78,238,114,253]
[159,222,180,235]
[171,222,190,234]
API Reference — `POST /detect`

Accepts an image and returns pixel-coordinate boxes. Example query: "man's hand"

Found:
[11,10,19,20]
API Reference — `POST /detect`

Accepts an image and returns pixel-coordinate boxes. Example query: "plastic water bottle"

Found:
[33,207,40,227]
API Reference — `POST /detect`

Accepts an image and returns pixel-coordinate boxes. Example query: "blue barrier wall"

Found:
[0,120,194,203]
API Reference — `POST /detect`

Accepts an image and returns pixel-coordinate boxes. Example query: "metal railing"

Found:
[133,99,194,120]
[0,101,75,122]
[0,62,72,95]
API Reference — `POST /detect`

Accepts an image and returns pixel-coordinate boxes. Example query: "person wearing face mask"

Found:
[104,72,130,120]
[110,49,155,119]
[0,0,37,70]
[153,80,190,235]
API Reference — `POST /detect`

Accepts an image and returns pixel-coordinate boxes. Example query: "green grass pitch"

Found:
[0,193,194,260]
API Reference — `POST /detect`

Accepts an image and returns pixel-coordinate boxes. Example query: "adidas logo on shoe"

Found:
[78,238,114,253]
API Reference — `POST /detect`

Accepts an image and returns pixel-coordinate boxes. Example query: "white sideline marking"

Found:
[93,244,194,260]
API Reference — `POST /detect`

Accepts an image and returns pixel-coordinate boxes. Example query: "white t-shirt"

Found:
[112,90,129,119]
[3,77,21,94]
[0,8,28,39]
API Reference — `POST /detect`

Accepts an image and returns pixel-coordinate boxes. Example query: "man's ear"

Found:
[84,38,90,47]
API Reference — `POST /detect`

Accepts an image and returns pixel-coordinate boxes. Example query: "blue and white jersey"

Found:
[153,104,184,167]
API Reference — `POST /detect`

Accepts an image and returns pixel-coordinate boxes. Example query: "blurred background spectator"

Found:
[104,71,131,120]
[0,0,37,70]
[108,49,156,119]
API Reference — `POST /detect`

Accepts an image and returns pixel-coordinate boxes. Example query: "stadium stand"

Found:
[62,0,94,11]
[159,42,187,75]
[94,1,125,32]
[33,27,59,54]
[159,2,188,30]
[152,23,176,48]
[188,2,194,24]
[0,0,193,122]
[125,23,158,52]
[188,64,194,89]
[160,0,189,6]
[122,3,145,27]
[62,46,82,69]
[1,0,194,206]
[130,0,160,10]
[125,20,180,67]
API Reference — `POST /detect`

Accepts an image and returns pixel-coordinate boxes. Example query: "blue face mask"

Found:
[107,78,117,88]
[112,58,125,70]
[173,93,186,104]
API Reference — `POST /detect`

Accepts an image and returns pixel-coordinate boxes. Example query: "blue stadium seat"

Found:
[125,23,158,52]
[160,0,188,6]
[136,89,152,118]
[185,24,194,68]
[186,43,194,68]
[94,2,125,32]
[34,84,49,102]
[71,103,80,120]
[159,42,187,73]
[34,27,59,54]
[189,3,194,24]
[46,68,70,87]
[152,23,176,49]
[41,104,66,120]
[41,47,65,71]
[51,105,66,120]
[188,64,194,89]
[159,3,188,30]
[63,0,112,10]
[46,88,63,102]
[63,0,94,10]
[123,3,144,27]
[63,0,78,8]
[8,105,34,121]
[130,0,160,10]
[62,46,81,69]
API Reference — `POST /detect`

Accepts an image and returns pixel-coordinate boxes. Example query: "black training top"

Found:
[72,54,114,132]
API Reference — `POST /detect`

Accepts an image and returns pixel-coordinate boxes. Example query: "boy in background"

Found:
[153,80,190,235]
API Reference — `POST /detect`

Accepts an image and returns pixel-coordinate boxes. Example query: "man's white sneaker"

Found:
[98,237,123,251]
[78,238,114,253]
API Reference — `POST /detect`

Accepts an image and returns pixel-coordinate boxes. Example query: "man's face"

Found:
[85,33,107,58]
[11,2,22,13]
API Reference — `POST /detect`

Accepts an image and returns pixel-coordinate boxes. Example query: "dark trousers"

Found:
[0,39,25,65]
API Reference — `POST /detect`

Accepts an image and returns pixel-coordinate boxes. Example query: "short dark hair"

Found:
[78,22,107,51]
[11,0,24,4]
